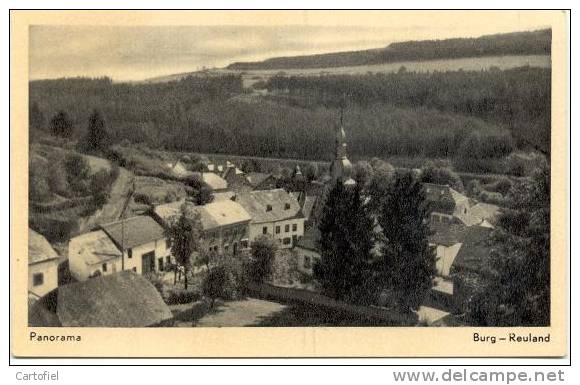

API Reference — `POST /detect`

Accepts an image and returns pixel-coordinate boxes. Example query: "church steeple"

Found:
[330,110,354,186]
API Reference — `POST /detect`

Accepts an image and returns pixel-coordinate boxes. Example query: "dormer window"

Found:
[284,203,290,210]
[266,204,272,212]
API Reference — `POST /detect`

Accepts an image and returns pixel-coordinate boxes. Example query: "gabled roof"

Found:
[154,200,251,231]
[429,223,469,247]
[166,161,193,179]
[200,172,228,191]
[69,230,122,265]
[451,226,494,276]
[100,216,165,250]
[197,200,251,230]
[28,229,59,265]
[235,189,302,223]
[423,183,459,215]
[29,271,173,327]
[246,172,274,188]
[470,202,501,226]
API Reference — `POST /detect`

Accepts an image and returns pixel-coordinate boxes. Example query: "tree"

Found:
[249,235,278,283]
[165,205,203,290]
[83,110,111,153]
[49,110,73,138]
[468,163,550,326]
[352,161,374,188]
[304,162,319,182]
[63,153,91,195]
[314,182,375,304]
[186,175,214,205]
[377,171,436,311]
[420,162,464,192]
[29,102,45,131]
[89,169,113,207]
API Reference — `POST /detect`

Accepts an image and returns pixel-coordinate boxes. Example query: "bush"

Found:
[165,289,201,305]
[202,266,237,302]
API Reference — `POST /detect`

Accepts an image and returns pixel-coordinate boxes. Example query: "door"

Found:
[142,251,155,274]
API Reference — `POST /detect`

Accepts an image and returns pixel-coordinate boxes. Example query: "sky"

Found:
[29,19,549,81]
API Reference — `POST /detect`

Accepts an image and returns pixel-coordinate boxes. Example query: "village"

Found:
[27,116,504,328]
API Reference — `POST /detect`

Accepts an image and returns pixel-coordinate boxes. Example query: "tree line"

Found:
[262,66,551,155]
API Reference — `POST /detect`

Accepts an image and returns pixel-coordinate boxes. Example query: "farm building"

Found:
[68,230,123,281]
[28,229,60,298]
[28,271,173,327]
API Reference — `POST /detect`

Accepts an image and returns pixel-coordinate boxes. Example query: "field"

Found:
[154,54,550,88]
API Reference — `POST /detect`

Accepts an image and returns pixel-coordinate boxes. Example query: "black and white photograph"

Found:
[10,9,569,360]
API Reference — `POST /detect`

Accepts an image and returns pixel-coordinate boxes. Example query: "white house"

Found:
[69,216,169,281]
[68,229,123,281]
[235,189,305,248]
[100,216,170,275]
[28,229,59,298]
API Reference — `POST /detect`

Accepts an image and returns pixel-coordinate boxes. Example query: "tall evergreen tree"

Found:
[84,110,110,153]
[49,110,73,138]
[314,182,375,304]
[468,163,550,326]
[377,171,436,311]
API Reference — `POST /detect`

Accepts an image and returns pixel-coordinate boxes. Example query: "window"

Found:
[262,226,268,234]
[132,267,137,272]
[303,256,311,269]
[102,263,108,272]
[284,203,290,210]
[127,248,132,259]
[292,223,297,232]
[266,204,273,212]
[224,244,229,252]
[166,256,171,265]
[32,273,44,286]
[275,226,280,234]
[241,240,249,248]
[464,208,467,214]
[283,238,291,245]
[285,224,290,233]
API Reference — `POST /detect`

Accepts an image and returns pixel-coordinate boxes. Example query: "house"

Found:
[428,223,468,277]
[424,183,500,227]
[235,189,305,248]
[221,163,251,192]
[68,229,123,281]
[291,191,318,226]
[100,215,170,275]
[449,226,495,313]
[245,172,276,190]
[165,160,193,179]
[153,199,252,256]
[28,271,173,327]
[294,226,321,274]
[194,172,228,192]
[28,229,60,298]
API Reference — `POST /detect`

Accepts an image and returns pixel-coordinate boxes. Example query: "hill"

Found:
[227,29,551,70]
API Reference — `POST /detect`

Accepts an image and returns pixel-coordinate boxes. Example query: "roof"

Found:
[69,230,122,265]
[154,200,251,231]
[296,226,320,252]
[100,216,166,250]
[30,271,173,327]
[429,223,468,247]
[197,200,251,230]
[423,183,458,215]
[29,229,59,265]
[166,161,193,179]
[235,189,302,223]
[153,200,185,225]
[213,191,237,202]
[200,172,228,190]
[451,226,494,275]
[246,172,273,188]
[470,202,501,226]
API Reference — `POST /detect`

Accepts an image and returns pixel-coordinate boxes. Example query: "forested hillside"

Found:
[228,29,551,70]
[29,64,549,174]
[262,66,551,155]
